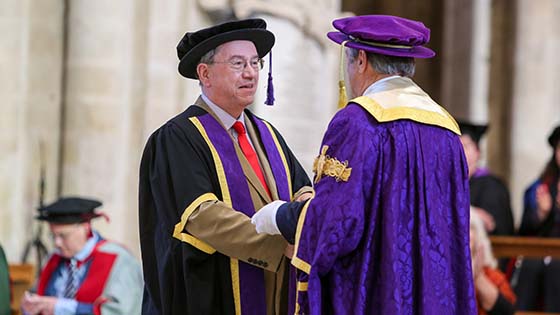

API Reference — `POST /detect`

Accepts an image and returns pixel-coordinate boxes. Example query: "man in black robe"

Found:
[138,18,312,315]
[459,120,514,236]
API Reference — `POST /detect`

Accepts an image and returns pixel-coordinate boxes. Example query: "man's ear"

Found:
[197,63,210,86]
[358,50,368,72]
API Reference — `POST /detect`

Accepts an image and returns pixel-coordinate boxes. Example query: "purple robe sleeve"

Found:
[292,107,376,313]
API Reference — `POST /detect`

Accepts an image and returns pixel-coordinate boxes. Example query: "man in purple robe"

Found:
[252,15,477,314]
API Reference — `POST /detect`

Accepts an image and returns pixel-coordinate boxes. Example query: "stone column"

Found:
[59,0,214,258]
[510,0,560,225]
[141,0,212,141]
[486,0,516,182]
[0,0,63,262]
[59,0,150,257]
[441,0,474,118]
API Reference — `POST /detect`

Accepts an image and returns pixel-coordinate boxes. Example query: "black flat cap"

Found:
[37,197,102,224]
[177,18,275,79]
[457,120,488,146]
[548,125,560,148]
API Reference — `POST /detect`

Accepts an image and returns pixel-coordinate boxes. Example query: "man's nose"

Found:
[54,238,63,248]
[241,64,258,77]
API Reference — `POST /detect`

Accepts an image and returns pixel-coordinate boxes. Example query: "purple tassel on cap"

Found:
[264,51,275,105]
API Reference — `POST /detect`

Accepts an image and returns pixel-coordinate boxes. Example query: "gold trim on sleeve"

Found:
[291,193,314,274]
[297,281,308,291]
[172,193,218,254]
[262,121,293,198]
[312,145,352,184]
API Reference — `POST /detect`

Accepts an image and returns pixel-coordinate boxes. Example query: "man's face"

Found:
[50,222,90,258]
[202,40,260,116]
[460,135,480,177]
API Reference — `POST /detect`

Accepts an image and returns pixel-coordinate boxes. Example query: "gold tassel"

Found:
[337,40,349,109]
[338,80,347,109]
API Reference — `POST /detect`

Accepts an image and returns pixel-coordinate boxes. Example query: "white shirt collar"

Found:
[362,75,402,96]
[201,93,246,130]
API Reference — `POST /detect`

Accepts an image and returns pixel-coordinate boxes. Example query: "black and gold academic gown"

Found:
[139,97,311,315]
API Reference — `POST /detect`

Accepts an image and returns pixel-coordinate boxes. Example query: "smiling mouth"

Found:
[239,83,254,89]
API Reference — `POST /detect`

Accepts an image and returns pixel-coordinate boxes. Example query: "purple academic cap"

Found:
[327,15,435,59]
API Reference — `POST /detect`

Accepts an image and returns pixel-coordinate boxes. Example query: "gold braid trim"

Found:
[312,145,352,184]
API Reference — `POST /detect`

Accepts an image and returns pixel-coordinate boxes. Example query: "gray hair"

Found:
[347,47,416,77]
[199,48,217,65]
[196,48,218,81]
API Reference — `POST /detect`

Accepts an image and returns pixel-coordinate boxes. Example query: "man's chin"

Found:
[239,96,255,106]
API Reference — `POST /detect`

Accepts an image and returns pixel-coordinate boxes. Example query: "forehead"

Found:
[50,223,81,233]
[215,40,258,58]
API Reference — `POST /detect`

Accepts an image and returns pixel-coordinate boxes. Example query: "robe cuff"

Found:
[173,193,219,254]
[76,302,95,315]
[291,195,315,274]
[54,298,77,315]
[276,201,306,244]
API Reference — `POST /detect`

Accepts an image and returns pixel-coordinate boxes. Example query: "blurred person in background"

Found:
[516,125,560,312]
[459,120,514,236]
[470,210,516,315]
[21,197,142,315]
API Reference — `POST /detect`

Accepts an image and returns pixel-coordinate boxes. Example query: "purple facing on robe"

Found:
[291,95,476,314]
[472,167,491,178]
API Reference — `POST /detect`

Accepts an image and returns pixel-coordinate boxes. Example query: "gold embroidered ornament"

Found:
[312,145,352,183]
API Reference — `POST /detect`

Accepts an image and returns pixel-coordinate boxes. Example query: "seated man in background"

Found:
[21,197,142,315]
[459,120,514,236]
[471,211,516,315]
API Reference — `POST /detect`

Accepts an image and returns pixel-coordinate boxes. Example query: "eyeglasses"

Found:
[210,57,264,72]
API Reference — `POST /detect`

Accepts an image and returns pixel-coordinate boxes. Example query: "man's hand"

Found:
[252,200,286,234]
[21,291,57,315]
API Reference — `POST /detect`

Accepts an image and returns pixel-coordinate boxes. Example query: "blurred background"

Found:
[1,0,559,268]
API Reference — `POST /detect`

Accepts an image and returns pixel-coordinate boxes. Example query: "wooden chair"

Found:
[8,264,35,315]
[490,236,560,315]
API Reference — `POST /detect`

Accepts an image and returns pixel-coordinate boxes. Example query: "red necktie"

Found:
[232,121,271,198]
